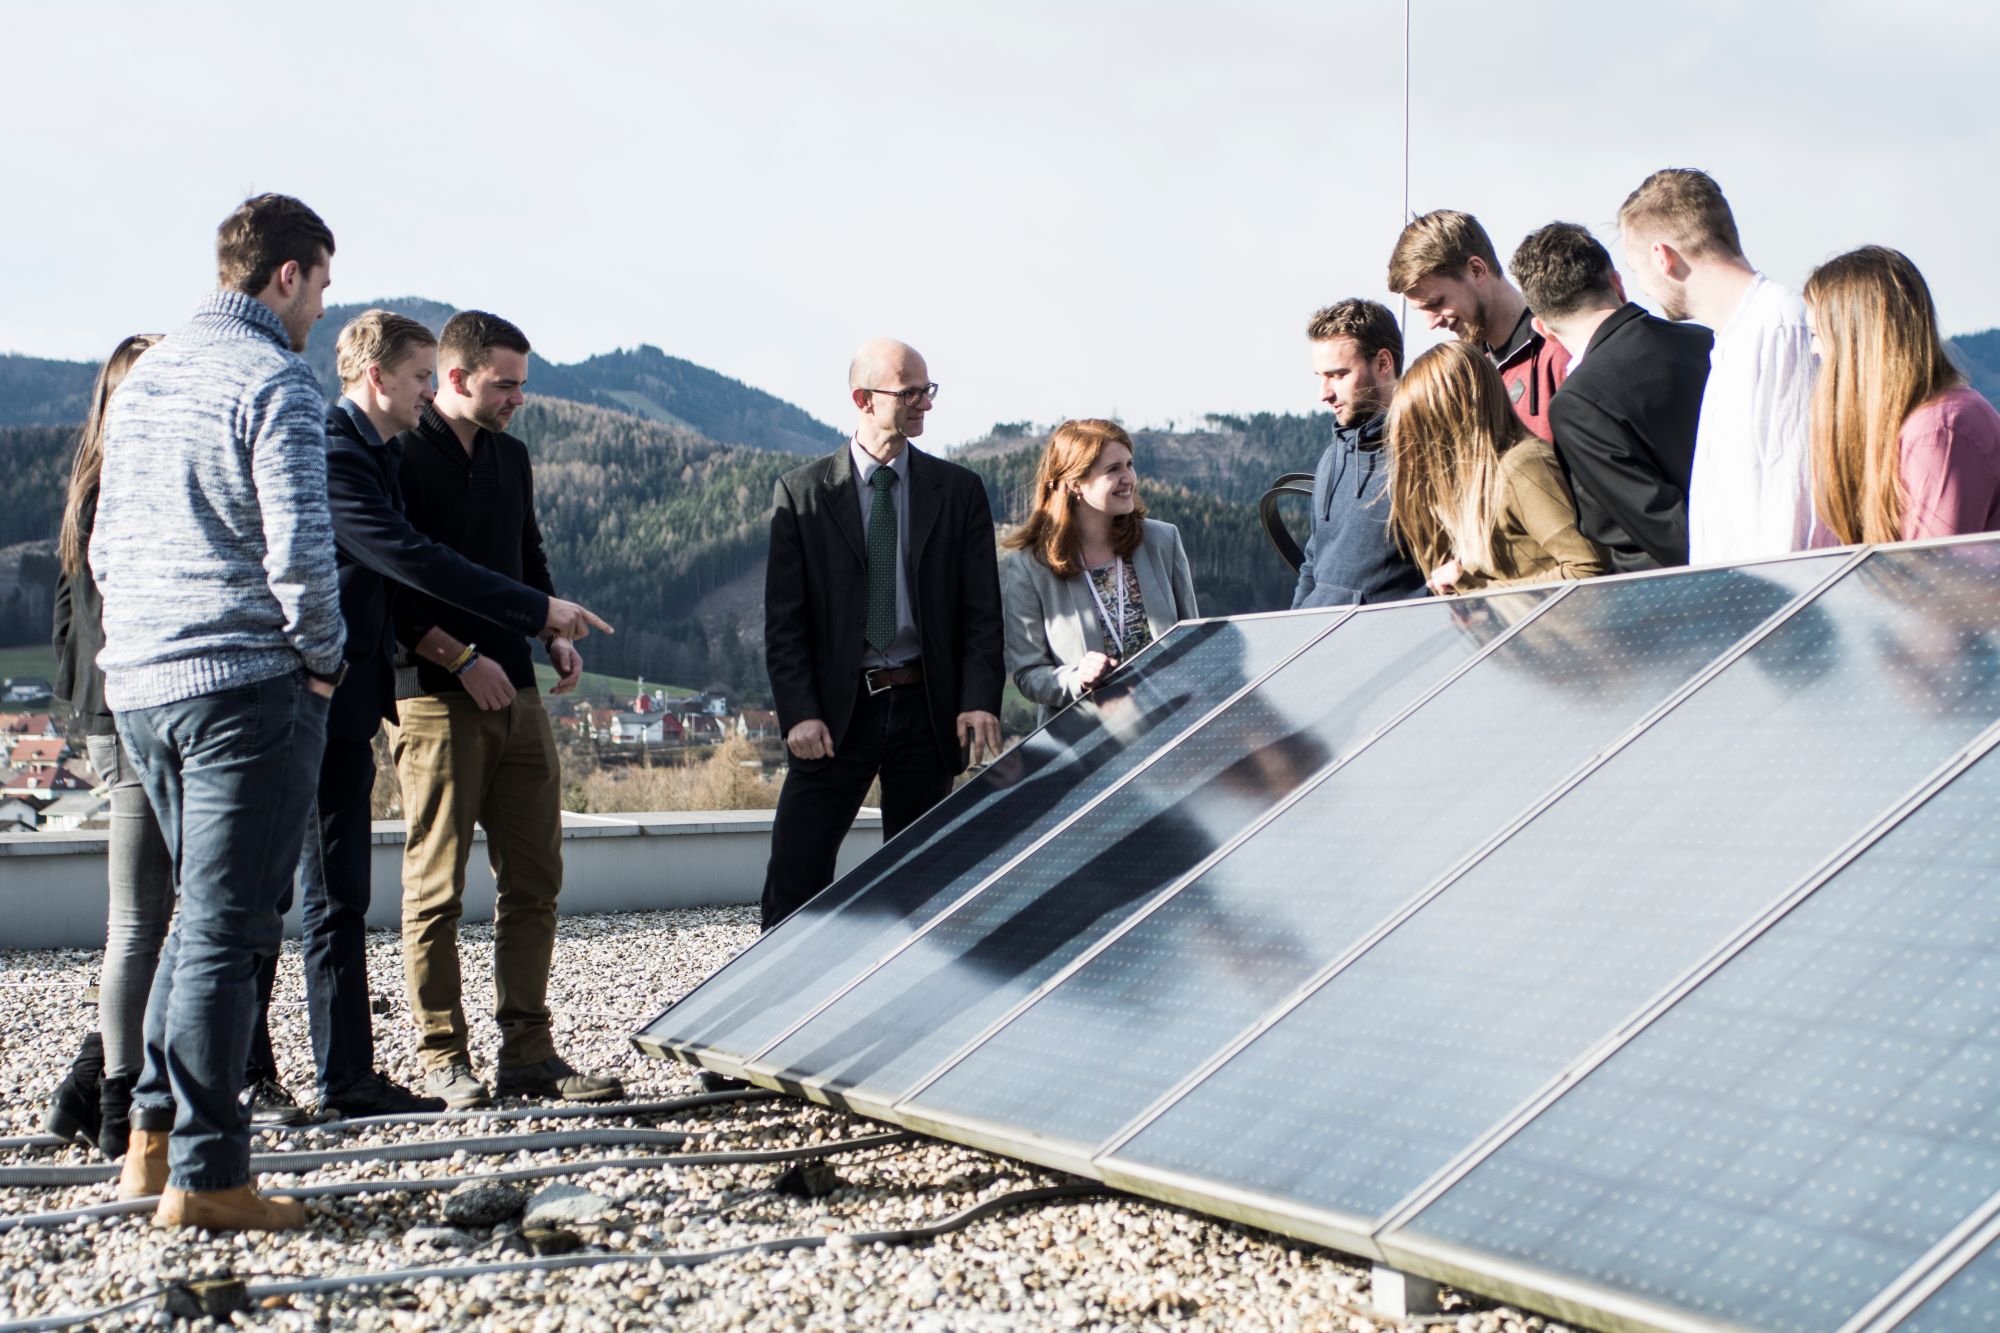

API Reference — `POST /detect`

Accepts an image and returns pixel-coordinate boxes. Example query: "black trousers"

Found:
[761,680,953,929]
[245,731,379,1096]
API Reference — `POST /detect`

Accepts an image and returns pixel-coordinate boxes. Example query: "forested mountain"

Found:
[1,297,844,456]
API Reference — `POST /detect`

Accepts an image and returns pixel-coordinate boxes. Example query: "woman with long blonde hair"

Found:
[1001,419,1198,722]
[46,334,171,1161]
[1805,246,2000,543]
[1387,341,1607,594]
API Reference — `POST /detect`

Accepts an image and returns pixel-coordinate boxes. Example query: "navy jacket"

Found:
[323,398,547,738]
[1290,411,1427,608]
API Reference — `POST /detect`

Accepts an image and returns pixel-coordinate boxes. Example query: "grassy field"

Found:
[532,662,694,704]
[0,644,60,712]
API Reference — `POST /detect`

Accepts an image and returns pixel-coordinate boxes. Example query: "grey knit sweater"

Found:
[91,290,346,711]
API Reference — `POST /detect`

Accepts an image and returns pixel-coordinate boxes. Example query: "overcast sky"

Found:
[4,1,1997,444]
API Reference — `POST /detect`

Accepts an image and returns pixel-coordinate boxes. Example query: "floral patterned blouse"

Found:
[1085,558,1151,659]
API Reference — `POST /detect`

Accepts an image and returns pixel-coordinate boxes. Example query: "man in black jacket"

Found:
[389,311,623,1111]
[1510,222,1712,571]
[242,310,610,1120]
[760,338,1004,928]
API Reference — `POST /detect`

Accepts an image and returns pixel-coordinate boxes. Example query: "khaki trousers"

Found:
[389,690,563,1070]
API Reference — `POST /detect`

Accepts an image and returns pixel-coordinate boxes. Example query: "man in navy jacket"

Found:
[244,310,608,1120]
[1292,299,1427,608]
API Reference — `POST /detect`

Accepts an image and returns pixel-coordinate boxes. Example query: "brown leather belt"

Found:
[864,661,924,695]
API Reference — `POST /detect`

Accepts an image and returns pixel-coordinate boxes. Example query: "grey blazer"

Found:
[1002,518,1199,721]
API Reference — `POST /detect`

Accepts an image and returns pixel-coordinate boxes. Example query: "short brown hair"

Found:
[1509,223,1620,321]
[1305,298,1404,375]
[335,310,438,388]
[438,310,531,374]
[216,194,334,295]
[1619,168,1743,261]
[1387,210,1501,295]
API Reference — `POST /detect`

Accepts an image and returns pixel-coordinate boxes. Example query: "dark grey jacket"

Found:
[1290,411,1427,608]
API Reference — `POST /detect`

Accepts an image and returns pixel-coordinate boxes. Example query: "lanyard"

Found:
[1086,556,1129,649]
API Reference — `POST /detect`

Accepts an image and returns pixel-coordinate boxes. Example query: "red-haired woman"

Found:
[1001,419,1198,724]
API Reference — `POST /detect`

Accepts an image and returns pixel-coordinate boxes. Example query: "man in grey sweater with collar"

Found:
[89,193,345,1231]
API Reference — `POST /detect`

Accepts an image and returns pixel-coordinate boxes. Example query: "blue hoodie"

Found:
[1289,411,1427,608]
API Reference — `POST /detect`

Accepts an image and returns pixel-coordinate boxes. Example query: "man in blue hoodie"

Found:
[1291,300,1427,608]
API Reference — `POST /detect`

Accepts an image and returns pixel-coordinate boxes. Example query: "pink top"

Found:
[1899,385,2000,541]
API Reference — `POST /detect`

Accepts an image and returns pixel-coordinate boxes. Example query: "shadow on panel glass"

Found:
[633,612,1335,1066]
[1396,742,2000,1333]
[1108,538,2000,1236]
[751,593,1547,1110]
[905,556,1843,1160]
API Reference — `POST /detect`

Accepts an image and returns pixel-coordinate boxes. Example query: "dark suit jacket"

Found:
[764,443,1005,772]
[324,400,547,739]
[1547,303,1713,571]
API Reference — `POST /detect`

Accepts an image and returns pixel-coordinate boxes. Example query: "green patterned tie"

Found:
[866,465,900,654]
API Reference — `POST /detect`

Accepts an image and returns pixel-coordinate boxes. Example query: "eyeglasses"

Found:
[863,383,940,407]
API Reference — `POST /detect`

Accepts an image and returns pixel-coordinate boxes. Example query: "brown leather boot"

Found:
[114,1127,169,1200]
[154,1184,306,1231]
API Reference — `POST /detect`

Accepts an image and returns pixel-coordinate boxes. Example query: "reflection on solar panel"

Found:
[750,589,1545,1112]
[634,611,1338,1071]
[634,536,2000,1333]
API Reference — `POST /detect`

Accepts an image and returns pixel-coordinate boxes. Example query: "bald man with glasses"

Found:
[759,338,1004,928]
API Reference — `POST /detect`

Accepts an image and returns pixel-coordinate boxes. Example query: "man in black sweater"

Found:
[240,311,610,1122]
[389,311,621,1110]
[1510,221,1712,571]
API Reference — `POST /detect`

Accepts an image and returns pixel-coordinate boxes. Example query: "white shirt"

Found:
[1686,273,1818,564]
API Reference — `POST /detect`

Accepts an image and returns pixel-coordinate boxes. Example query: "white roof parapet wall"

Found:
[0,809,883,951]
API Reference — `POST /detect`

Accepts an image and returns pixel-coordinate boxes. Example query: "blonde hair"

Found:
[1387,210,1501,295]
[335,309,437,388]
[60,334,161,577]
[1003,419,1147,579]
[1804,246,1961,544]
[1386,342,1523,576]
[1618,168,1744,261]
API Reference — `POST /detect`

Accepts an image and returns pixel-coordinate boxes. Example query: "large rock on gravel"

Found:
[524,1183,614,1227]
[441,1181,529,1227]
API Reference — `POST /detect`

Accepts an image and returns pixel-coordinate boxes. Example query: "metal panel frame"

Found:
[704,607,1360,1085]
[1849,1187,2000,1331]
[1088,547,1870,1248]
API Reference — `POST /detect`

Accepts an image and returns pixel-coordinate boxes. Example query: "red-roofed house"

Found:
[3,765,87,796]
[736,710,779,740]
[9,737,69,767]
[2,714,57,739]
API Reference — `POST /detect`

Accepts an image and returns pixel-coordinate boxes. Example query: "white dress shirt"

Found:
[1687,273,1819,564]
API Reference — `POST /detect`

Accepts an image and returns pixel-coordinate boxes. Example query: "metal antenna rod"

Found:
[1400,0,1411,337]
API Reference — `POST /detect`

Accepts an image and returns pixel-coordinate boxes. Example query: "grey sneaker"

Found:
[495,1055,624,1103]
[423,1062,492,1110]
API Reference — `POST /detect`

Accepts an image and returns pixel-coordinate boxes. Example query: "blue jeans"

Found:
[118,672,328,1192]
[245,731,379,1097]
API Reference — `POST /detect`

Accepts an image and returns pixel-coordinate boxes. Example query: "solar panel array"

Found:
[635,536,2000,1333]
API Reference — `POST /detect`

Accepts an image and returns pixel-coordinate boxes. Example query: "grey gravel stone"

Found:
[403,1225,478,1252]
[441,1180,528,1227]
[523,1182,614,1227]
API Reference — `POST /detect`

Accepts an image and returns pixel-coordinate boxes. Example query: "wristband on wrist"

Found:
[453,650,481,677]
[444,643,476,674]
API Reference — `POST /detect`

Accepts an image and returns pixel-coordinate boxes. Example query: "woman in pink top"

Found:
[1805,245,2000,543]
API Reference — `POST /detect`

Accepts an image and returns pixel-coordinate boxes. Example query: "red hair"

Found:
[1004,419,1147,578]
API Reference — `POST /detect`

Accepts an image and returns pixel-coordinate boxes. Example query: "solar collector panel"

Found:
[898,555,1848,1167]
[746,590,1550,1113]
[633,611,1338,1070]
[1104,541,2000,1243]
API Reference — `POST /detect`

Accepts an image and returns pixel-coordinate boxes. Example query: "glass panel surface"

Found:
[1402,745,2000,1333]
[1900,1236,2000,1331]
[1112,540,2000,1225]
[909,559,1838,1155]
[636,613,1336,1062]
[753,593,1545,1105]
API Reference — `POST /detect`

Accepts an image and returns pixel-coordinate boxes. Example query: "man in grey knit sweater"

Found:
[89,193,344,1232]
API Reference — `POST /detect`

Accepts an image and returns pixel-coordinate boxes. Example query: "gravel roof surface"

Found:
[1,906,1574,1332]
